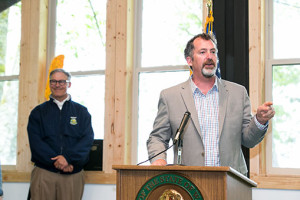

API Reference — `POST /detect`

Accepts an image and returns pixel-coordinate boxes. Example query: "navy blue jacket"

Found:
[27,98,94,174]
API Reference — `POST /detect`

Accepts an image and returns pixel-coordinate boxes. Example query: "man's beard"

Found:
[202,59,217,78]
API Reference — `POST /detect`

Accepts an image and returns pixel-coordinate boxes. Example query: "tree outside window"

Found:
[0,2,21,165]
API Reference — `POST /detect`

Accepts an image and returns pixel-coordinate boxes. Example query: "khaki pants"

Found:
[30,167,84,200]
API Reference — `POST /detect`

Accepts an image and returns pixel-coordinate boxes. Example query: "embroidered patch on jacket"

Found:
[70,117,77,125]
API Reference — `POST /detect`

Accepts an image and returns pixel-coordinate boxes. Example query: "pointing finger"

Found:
[264,101,273,107]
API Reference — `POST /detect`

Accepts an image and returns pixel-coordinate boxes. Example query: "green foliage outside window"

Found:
[0,2,21,165]
[272,65,300,168]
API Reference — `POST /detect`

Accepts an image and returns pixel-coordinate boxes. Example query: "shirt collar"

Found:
[190,75,219,94]
[50,94,71,110]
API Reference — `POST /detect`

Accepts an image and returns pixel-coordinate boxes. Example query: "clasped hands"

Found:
[51,155,74,172]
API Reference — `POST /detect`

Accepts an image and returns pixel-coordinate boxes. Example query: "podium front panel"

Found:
[113,165,256,200]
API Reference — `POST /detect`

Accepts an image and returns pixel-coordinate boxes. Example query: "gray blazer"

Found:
[147,78,267,175]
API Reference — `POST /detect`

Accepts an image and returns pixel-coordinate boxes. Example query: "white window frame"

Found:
[265,0,300,175]
[0,2,21,167]
[131,0,203,164]
[47,0,105,78]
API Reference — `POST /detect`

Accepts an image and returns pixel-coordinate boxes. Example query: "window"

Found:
[134,0,203,164]
[0,2,21,165]
[3,0,129,183]
[49,0,106,139]
[265,0,300,175]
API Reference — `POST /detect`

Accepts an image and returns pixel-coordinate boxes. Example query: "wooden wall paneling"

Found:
[114,0,132,167]
[249,0,300,189]
[17,0,48,173]
[103,0,133,173]
[248,0,265,179]
[124,0,134,165]
[103,0,118,173]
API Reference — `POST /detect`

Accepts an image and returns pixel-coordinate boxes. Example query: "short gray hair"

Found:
[49,68,71,81]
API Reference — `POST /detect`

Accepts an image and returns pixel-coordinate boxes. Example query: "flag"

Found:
[204,0,221,78]
[44,55,65,100]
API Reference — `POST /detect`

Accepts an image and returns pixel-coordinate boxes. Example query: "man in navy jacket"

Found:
[27,69,94,200]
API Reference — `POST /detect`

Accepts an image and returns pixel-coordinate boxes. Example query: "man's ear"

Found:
[186,56,193,66]
[68,82,71,88]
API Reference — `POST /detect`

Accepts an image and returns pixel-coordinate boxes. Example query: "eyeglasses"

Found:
[50,80,70,86]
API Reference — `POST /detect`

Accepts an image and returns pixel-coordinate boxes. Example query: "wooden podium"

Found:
[113,165,257,200]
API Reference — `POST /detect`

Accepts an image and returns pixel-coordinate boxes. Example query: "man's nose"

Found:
[206,52,213,59]
[206,52,216,59]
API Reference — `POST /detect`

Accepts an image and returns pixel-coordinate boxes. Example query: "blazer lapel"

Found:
[218,79,228,137]
[180,79,203,140]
